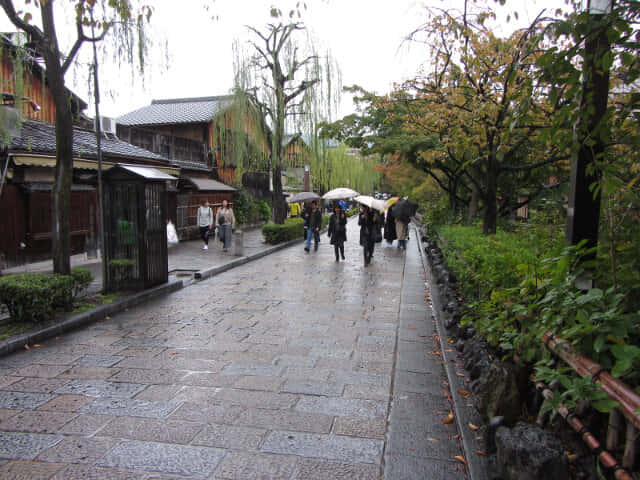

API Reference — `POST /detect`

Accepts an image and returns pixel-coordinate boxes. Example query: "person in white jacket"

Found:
[196,200,213,250]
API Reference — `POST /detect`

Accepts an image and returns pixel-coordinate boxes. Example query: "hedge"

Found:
[262,216,330,245]
[0,268,94,323]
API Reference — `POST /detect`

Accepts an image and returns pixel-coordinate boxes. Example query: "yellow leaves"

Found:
[468,422,480,431]
[444,410,455,424]
[454,455,467,464]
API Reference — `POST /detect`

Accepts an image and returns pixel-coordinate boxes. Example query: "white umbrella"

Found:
[354,195,387,212]
[287,191,320,203]
[322,187,359,200]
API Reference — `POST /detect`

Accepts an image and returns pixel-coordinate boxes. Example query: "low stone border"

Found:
[415,225,488,480]
[0,279,184,357]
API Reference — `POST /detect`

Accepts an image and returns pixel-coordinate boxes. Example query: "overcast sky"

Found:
[1,0,562,121]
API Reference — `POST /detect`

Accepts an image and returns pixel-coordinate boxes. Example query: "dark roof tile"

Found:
[117,96,234,126]
[10,120,169,163]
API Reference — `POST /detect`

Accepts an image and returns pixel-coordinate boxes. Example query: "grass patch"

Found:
[0,321,36,341]
[71,293,120,314]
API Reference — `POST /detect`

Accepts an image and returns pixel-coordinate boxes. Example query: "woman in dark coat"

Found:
[358,205,377,266]
[384,208,397,245]
[327,204,347,262]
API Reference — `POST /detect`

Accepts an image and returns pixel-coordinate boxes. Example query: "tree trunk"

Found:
[448,177,458,216]
[482,161,498,235]
[272,164,287,223]
[40,10,73,275]
[466,182,480,225]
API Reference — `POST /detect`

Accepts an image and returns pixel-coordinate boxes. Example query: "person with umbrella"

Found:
[328,203,347,262]
[392,198,418,250]
[358,204,379,266]
[384,207,397,246]
[302,200,322,252]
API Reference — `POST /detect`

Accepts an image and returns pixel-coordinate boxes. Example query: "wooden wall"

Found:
[1,51,56,124]
[0,183,24,265]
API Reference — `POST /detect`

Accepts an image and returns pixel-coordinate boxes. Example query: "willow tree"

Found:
[0,0,151,274]
[233,9,340,223]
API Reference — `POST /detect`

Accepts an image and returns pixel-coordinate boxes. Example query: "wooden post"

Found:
[622,423,637,470]
[606,408,623,451]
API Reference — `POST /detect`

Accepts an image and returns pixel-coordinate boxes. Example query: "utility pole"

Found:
[91,19,108,292]
[566,0,613,266]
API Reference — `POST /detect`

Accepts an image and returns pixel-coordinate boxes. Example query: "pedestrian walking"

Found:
[358,205,377,266]
[216,199,236,253]
[196,200,213,250]
[302,200,322,252]
[327,203,347,262]
[384,208,397,245]
[395,216,409,250]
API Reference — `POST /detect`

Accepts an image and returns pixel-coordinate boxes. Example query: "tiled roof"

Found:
[10,120,169,163]
[170,159,211,172]
[117,96,234,126]
[184,177,235,192]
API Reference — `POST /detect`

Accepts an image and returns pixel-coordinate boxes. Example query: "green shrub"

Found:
[71,267,93,299]
[0,272,75,322]
[263,218,305,244]
[262,216,330,244]
[438,225,640,411]
[233,189,272,225]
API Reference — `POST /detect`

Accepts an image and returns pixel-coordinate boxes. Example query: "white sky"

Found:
[1,0,563,121]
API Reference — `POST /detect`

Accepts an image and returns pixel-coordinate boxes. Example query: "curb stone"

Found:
[415,225,488,480]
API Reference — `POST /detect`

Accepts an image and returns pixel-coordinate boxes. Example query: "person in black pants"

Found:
[328,204,347,261]
[302,200,322,252]
[358,205,376,266]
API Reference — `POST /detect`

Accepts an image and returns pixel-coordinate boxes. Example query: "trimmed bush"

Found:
[263,218,305,244]
[262,216,330,244]
[0,272,75,322]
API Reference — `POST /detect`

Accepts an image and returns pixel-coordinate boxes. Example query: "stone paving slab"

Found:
[262,430,384,464]
[98,439,226,478]
[79,397,182,418]
[54,379,146,398]
[0,431,62,459]
[0,391,55,410]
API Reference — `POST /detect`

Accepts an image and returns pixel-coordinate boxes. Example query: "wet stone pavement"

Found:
[0,220,468,479]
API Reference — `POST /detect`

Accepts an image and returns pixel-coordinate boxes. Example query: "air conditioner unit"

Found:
[94,116,117,136]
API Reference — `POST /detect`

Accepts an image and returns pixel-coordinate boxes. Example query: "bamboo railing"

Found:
[541,331,639,473]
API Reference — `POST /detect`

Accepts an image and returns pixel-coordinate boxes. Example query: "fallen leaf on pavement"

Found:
[24,344,30,350]
[454,455,467,464]
[444,410,455,424]
[33,344,41,348]
[427,438,440,442]
[468,423,479,431]
[458,390,469,396]
[475,451,487,456]
[456,372,465,377]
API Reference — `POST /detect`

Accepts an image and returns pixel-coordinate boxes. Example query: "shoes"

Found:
[304,247,309,252]
[314,246,318,252]
[335,257,339,262]
[203,245,208,250]
[341,255,345,260]
[223,248,228,252]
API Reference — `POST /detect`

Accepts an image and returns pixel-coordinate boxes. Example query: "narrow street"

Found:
[0,220,467,479]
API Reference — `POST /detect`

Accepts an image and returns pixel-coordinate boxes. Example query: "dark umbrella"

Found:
[287,191,320,203]
[391,199,418,221]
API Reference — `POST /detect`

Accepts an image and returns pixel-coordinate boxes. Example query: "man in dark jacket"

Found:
[303,200,322,252]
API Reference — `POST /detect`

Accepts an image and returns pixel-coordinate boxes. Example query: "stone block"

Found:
[98,439,225,477]
[262,430,383,464]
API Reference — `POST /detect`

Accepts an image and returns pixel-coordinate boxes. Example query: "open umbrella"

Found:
[385,196,400,209]
[287,191,320,203]
[354,195,387,212]
[322,187,359,200]
[391,199,418,221]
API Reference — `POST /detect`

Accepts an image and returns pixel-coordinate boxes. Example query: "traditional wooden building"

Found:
[116,97,243,237]
[0,32,179,266]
